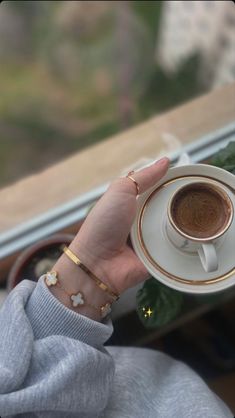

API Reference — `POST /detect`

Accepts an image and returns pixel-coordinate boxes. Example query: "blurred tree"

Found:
[0,1,205,188]
[0,1,47,59]
[41,1,152,126]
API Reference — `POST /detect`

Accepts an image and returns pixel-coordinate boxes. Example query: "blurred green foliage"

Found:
[136,278,184,329]
[0,1,204,188]
[210,142,235,174]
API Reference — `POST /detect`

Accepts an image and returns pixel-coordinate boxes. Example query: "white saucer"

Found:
[130,164,235,294]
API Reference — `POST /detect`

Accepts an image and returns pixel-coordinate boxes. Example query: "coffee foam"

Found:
[171,184,230,239]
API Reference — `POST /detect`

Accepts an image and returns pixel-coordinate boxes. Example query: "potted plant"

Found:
[7,233,75,291]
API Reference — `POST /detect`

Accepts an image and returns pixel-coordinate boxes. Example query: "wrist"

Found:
[51,253,112,322]
[69,238,120,296]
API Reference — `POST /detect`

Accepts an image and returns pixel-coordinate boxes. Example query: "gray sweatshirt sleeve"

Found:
[0,276,233,418]
[0,276,115,417]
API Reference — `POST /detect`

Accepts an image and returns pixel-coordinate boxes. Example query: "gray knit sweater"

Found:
[0,276,232,418]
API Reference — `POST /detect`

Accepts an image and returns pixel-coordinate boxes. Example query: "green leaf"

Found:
[136,278,184,329]
[210,141,235,174]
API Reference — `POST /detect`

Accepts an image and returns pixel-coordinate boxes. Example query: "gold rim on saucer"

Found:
[137,175,235,286]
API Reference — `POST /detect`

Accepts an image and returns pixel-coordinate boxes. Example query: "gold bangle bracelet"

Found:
[44,271,112,319]
[62,246,119,301]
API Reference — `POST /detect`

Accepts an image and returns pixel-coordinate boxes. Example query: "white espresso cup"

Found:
[166,180,234,273]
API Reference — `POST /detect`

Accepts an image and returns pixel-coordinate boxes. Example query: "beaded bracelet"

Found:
[44,271,112,319]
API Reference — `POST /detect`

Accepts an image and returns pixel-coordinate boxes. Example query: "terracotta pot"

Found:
[7,234,75,292]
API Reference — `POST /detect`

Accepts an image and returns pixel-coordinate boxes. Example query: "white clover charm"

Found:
[101,303,111,318]
[45,271,58,287]
[71,292,85,307]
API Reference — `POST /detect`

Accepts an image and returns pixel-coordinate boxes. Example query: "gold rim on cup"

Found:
[167,180,234,243]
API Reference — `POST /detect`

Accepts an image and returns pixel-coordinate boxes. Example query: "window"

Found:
[0,1,234,249]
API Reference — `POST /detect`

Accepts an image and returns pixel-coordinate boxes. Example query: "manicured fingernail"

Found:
[156,157,169,165]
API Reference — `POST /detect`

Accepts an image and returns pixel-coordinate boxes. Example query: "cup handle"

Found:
[198,243,218,273]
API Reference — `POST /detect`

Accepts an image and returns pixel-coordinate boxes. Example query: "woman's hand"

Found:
[71,157,169,295]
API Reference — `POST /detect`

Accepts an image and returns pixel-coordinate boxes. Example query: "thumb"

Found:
[122,157,170,196]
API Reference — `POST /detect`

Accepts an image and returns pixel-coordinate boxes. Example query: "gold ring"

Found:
[126,170,140,196]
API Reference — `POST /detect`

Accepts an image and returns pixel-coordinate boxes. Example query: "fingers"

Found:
[132,157,169,194]
[113,157,170,196]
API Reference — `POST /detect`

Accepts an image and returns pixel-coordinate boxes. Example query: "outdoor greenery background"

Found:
[0,1,204,188]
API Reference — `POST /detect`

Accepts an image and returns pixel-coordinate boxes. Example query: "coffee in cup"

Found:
[166,181,234,273]
[170,182,232,240]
